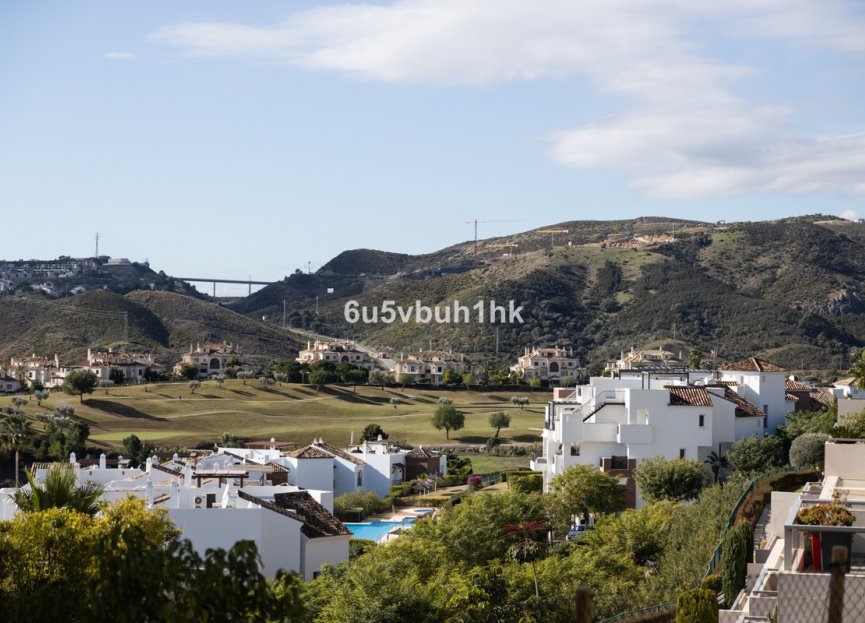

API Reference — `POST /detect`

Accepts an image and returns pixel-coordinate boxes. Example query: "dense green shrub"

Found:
[699,574,722,593]
[675,588,718,623]
[726,435,786,475]
[509,473,543,493]
[720,522,753,607]
[789,433,830,468]
[333,491,388,521]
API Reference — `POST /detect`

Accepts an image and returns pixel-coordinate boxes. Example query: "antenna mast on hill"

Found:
[95,232,100,258]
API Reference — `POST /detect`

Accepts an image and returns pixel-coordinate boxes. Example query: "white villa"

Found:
[511,346,580,383]
[174,343,245,379]
[832,377,865,400]
[604,347,684,374]
[79,348,154,384]
[393,350,465,385]
[531,358,792,507]
[8,353,68,388]
[297,340,373,370]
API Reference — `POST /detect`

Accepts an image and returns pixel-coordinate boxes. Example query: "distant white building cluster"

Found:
[297,340,375,370]
[4,349,156,390]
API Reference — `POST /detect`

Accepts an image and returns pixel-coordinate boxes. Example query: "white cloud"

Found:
[105,51,137,61]
[150,0,865,198]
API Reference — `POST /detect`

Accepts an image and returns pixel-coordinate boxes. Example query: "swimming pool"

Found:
[346,517,417,542]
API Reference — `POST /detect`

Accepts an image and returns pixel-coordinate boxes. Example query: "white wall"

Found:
[302,535,350,580]
[287,458,335,493]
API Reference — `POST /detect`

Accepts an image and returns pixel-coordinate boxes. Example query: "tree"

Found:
[489,411,511,438]
[789,432,830,468]
[687,348,702,370]
[11,467,104,516]
[11,397,28,409]
[726,435,786,475]
[502,520,547,599]
[62,369,98,403]
[122,434,143,461]
[308,368,333,391]
[33,389,49,406]
[0,413,34,487]
[442,367,459,385]
[109,368,125,386]
[368,369,390,389]
[432,404,465,440]
[559,375,575,387]
[98,379,114,394]
[547,464,625,532]
[188,380,201,394]
[179,365,199,381]
[215,431,242,448]
[259,376,275,389]
[237,370,255,385]
[703,451,728,484]
[462,372,475,386]
[528,376,541,391]
[361,424,388,442]
[345,369,367,388]
[438,397,453,405]
[511,396,529,409]
[676,588,718,623]
[398,373,412,388]
[851,349,865,392]
[634,457,708,503]
[214,374,226,389]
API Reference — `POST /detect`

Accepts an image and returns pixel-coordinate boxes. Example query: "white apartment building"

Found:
[718,358,790,433]
[723,440,865,623]
[605,347,684,374]
[8,353,68,388]
[531,362,788,506]
[832,376,865,400]
[79,348,154,384]
[174,343,245,379]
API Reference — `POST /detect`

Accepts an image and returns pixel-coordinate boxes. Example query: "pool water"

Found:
[346,517,417,542]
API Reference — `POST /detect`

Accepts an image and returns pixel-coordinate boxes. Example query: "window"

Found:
[679,448,686,459]
[763,405,768,415]
[357,471,363,487]
[699,414,705,427]
[570,444,580,456]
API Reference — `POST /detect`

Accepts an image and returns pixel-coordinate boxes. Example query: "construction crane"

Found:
[465,219,525,252]
[485,242,519,257]
[537,228,569,247]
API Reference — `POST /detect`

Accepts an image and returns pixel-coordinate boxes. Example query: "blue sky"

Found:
[2,1,864,294]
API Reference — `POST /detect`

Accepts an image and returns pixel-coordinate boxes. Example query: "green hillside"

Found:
[236,215,865,370]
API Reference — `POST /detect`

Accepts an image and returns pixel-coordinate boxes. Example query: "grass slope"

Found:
[2,380,546,451]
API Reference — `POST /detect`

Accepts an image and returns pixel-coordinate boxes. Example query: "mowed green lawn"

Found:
[2,380,548,450]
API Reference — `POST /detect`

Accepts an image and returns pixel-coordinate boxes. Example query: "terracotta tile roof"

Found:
[785,393,800,402]
[720,358,786,373]
[273,491,351,539]
[313,441,366,465]
[288,445,333,460]
[834,377,858,387]
[810,388,836,408]
[786,379,813,391]
[407,447,437,459]
[721,388,765,419]
[667,386,713,407]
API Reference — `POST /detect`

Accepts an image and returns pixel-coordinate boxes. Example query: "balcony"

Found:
[529,457,548,472]
[581,422,618,442]
[616,424,653,444]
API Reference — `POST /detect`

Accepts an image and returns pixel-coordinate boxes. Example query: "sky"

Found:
[2,1,865,294]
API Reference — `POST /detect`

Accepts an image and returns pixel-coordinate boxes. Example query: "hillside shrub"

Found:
[675,588,718,623]
[699,574,722,593]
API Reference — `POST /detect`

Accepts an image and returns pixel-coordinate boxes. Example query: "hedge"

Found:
[675,589,718,623]
[509,473,543,493]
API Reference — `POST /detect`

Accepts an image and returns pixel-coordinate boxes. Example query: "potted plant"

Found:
[796,493,855,571]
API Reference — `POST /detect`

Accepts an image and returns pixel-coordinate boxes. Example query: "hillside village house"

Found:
[79,348,153,384]
[604,347,684,374]
[296,340,373,370]
[511,346,580,383]
[392,350,465,384]
[0,451,350,580]
[530,358,791,507]
[0,375,20,394]
[174,343,244,378]
[8,353,68,388]
[724,439,865,622]
[832,376,865,399]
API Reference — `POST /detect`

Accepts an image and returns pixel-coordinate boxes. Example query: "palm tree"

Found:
[851,351,865,392]
[0,413,34,487]
[704,451,728,484]
[11,467,104,517]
